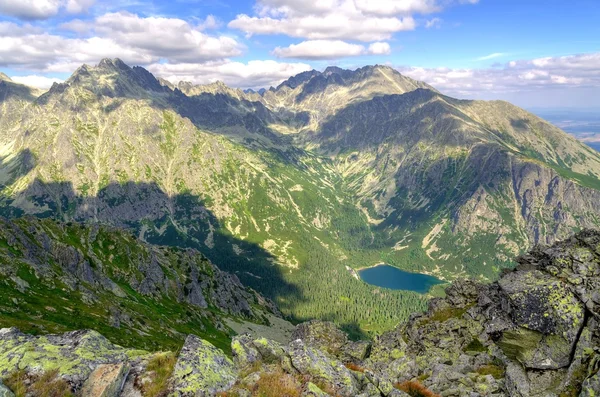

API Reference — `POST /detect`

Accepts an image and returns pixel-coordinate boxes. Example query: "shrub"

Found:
[395,380,440,397]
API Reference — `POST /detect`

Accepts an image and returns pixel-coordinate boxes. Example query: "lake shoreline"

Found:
[356,264,445,294]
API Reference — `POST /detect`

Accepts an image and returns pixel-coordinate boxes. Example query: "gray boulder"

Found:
[170,335,236,397]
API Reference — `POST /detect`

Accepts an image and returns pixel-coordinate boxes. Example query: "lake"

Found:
[358,264,444,293]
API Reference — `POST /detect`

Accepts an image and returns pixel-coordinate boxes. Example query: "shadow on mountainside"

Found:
[0,176,372,341]
[0,177,304,314]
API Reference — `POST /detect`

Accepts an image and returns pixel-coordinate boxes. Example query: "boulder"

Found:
[231,335,261,370]
[170,335,236,396]
[341,340,371,362]
[0,328,146,388]
[303,382,330,396]
[81,363,129,397]
[288,339,359,396]
[292,321,348,356]
[251,337,287,363]
[498,270,585,369]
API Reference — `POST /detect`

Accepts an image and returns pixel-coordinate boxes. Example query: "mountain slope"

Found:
[0,60,427,335]
[0,216,284,352]
[1,59,600,335]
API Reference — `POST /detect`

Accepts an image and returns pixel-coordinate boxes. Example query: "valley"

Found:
[2,60,600,338]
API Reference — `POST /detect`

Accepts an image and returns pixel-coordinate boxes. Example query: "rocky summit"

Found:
[1,230,600,396]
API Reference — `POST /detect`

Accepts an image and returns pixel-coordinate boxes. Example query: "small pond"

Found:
[358,264,444,293]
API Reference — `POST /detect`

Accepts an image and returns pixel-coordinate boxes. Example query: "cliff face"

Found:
[2,230,600,396]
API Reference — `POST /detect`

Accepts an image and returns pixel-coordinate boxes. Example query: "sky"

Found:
[0,0,599,108]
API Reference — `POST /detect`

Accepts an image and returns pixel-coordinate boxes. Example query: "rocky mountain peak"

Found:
[0,72,12,82]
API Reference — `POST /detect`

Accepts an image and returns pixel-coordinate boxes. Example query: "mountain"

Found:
[2,230,600,396]
[1,59,600,335]
[0,216,287,352]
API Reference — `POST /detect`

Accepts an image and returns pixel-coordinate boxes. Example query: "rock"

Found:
[303,382,330,396]
[170,335,236,396]
[0,328,146,388]
[252,337,287,363]
[581,371,600,397]
[341,340,371,362]
[81,363,129,397]
[231,335,262,370]
[504,362,529,397]
[292,321,348,356]
[0,381,14,397]
[288,339,358,396]
[498,270,585,369]
[367,327,407,365]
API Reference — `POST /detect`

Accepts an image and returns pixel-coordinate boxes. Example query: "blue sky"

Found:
[1,0,599,108]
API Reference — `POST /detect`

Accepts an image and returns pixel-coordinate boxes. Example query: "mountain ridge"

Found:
[1,58,600,336]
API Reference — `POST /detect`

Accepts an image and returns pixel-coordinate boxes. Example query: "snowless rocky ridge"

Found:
[2,229,600,396]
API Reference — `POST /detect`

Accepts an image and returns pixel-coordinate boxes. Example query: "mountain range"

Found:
[2,58,600,334]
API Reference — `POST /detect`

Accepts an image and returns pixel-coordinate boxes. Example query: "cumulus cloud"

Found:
[148,60,312,88]
[368,42,392,55]
[229,0,476,42]
[399,52,600,98]
[0,0,94,20]
[94,12,243,62]
[11,75,64,89]
[0,12,244,72]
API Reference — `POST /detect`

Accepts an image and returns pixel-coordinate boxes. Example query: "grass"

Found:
[395,380,440,397]
[4,369,74,397]
[464,338,487,353]
[252,369,302,397]
[476,364,505,380]
[139,352,177,397]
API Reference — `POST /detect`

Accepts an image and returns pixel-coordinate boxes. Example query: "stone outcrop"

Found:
[170,335,236,396]
[2,230,600,396]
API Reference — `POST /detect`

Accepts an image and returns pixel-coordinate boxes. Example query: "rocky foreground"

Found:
[2,230,600,396]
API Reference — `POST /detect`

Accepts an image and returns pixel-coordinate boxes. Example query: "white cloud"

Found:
[94,12,243,62]
[0,12,245,72]
[65,0,94,14]
[197,15,221,30]
[0,0,94,20]
[229,0,476,42]
[273,40,366,59]
[148,60,312,88]
[399,52,600,97]
[476,52,507,61]
[11,75,63,89]
[272,40,392,59]
[425,17,442,28]
[368,42,392,55]
[354,0,440,16]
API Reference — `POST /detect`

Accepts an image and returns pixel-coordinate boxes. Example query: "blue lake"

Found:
[358,265,444,293]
